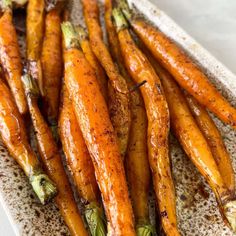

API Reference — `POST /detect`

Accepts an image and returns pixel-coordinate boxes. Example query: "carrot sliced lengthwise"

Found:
[105,1,153,234]
[21,74,88,236]
[0,78,57,204]
[41,8,63,130]
[0,0,27,114]
[185,93,235,193]
[112,9,179,236]
[59,84,106,236]
[81,0,131,159]
[61,22,136,235]
[150,60,236,232]
[120,0,236,130]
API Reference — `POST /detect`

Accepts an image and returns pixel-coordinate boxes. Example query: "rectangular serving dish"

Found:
[0,0,236,235]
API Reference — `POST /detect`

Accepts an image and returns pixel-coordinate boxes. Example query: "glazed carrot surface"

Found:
[22,75,88,236]
[62,22,135,235]
[120,0,236,130]
[0,7,27,114]
[113,10,179,236]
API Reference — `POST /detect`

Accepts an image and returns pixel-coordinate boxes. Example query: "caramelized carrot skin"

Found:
[59,86,99,204]
[27,96,88,236]
[117,29,179,235]
[0,11,27,114]
[64,48,135,235]
[0,80,39,177]
[185,94,235,193]
[131,20,236,128]
[41,9,62,123]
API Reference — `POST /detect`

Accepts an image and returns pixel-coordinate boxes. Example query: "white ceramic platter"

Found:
[0,0,236,235]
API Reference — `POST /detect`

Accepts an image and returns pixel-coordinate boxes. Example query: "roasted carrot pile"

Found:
[0,0,236,235]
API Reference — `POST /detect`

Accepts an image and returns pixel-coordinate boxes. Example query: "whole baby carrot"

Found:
[21,74,88,236]
[151,60,236,232]
[61,22,136,235]
[0,0,27,114]
[120,0,236,130]
[0,78,56,204]
[113,9,179,236]
[59,84,106,236]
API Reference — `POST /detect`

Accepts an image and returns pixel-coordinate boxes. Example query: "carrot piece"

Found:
[120,0,236,130]
[41,9,62,131]
[0,1,27,114]
[76,26,108,102]
[26,0,45,95]
[59,84,107,235]
[105,1,153,234]
[81,0,131,158]
[185,93,235,193]
[150,59,236,232]
[112,9,179,236]
[61,22,135,235]
[21,74,88,236]
[0,78,57,204]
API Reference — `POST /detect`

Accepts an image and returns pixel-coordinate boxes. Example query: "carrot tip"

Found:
[85,203,107,236]
[224,200,236,233]
[30,172,57,205]
[21,74,40,98]
[136,224,155,236]
[61,21,80,49]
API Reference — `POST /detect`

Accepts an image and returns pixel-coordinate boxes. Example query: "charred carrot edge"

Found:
[26,0,45,96]
[41,8,63,140]
[149,58,236,232]
[61,21,135,235]
[76,26,108,102]
[105,1,153,234]
[184,93,235,193]
[81,0,131,159]
[112,9,179,236]
[0,0,28,114]
[0,78,57,204]
[59,84,106,236]
[119,0,236,131]
[21,74,88,236]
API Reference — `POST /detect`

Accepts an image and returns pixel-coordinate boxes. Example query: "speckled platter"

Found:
[0,0,236,235]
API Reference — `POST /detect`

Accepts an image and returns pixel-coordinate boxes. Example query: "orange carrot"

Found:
[62,22,135,235]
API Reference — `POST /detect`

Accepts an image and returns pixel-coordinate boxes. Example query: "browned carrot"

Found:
[105,2,153,234]
[0,0,27,114]
[21,74,88,236]
[185,93,235,193]
[59,84,106,235]
[150,59,236,232]
[26,0,45,95]
[76,26,108,101]
[41,8,62,131]
[0,78,57,204]
[120,0,236,130]
[81,0,131,158]
[61,22,135,235]
[112,9,179,236]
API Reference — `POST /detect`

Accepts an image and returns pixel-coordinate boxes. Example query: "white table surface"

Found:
[0,0,235,235]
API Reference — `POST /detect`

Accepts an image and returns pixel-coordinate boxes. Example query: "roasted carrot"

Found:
[185,93,235,193]
[150,60,236,232]
[26,0,45,95]
[120,0,236,130]
[81,0,131,158]
[0,78,57,204]
[76,26,107,101]
[21,74,88,236]
[104,2,153,234]
[112,9,179,236]
[41,8,62,133]
[61,22,135,235]
[0,0,27,114]
[59,84,106,236]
